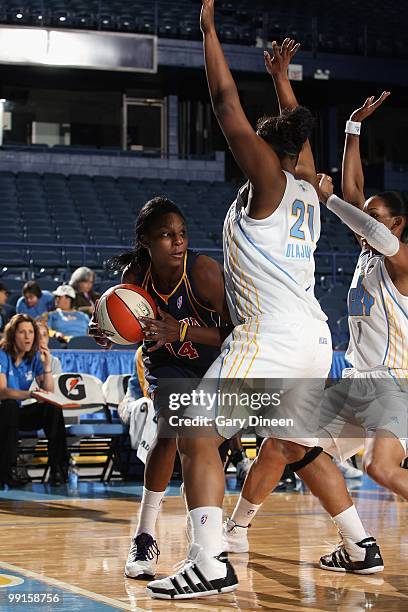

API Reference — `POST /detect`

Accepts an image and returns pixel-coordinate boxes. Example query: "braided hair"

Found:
[256,106,314,160]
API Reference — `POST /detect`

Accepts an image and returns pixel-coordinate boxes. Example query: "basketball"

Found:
[96,284,157,345]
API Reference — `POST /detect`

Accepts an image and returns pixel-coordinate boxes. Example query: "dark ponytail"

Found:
[378,191,408,244]
[108,196,186,274]
[256,106,314,159]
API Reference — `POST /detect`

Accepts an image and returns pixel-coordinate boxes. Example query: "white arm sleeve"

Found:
[326,195,400,257]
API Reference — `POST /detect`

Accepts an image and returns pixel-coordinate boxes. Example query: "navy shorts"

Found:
[145,364,207,417]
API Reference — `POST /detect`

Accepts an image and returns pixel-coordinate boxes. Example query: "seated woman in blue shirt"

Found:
[0,314,68,487]
[16,281,55,319]
[43,285,90,343]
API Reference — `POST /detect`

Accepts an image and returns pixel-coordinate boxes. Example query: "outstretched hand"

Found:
[264,38,300,80]
[139,307,180,352]
[200,0,215,35]
[350,91,390,122]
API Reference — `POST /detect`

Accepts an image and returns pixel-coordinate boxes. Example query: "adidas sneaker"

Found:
[124,533,160,579]
[320,537,384,574]
[147,543,238,599]
[222,518,249,553]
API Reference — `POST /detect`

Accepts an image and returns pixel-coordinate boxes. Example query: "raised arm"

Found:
[342,92,390,209]
[318,174,408,283]
[200,0,285,211]
[264,39,317,190]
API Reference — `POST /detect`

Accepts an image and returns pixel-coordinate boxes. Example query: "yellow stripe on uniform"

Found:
[136,346,149,398]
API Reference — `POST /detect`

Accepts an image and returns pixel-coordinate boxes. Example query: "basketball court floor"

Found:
[0,476,406,611]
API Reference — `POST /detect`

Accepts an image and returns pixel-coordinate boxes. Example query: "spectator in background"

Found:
[37,322,62,375]
[0,283,11,334]
[43,285,89,343]
[0,314,68,486]
[69,267,99,316]
[16,281,54,319]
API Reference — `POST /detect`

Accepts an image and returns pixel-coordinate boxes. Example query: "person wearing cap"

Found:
[0,283,12,334]
[16,281,55,319]
[41,285,90,343]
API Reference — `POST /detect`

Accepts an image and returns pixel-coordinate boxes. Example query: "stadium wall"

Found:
[158,39,408,85]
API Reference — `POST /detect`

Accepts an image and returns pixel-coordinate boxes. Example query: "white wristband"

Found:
[345,120,361,136]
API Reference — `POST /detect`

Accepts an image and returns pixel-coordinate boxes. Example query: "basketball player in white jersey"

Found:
[310,94,408,570]
[146,3,381,599]
[222,41,384,576]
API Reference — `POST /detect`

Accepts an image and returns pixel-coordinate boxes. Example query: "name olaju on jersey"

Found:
[285,243,312,260]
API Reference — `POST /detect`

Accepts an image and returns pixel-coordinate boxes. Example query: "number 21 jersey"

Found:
[223,171,326,325]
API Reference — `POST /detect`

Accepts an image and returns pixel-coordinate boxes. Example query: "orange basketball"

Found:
[96,284,157,345]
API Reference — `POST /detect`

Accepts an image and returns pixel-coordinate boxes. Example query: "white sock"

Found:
[189,506,223,557]
[230,495,262,527]
[135,488,165,538]
[332,505,368,554]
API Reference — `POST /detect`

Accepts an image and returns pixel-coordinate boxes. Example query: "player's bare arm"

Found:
[319,173,408,294]
[201,0,286,217]
[342,92,390,209]
[265,38,317,190]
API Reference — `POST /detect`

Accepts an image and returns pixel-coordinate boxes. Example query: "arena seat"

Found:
[66,336,101,349]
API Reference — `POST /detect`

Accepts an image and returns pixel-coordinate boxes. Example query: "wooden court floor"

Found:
[0,479,407,611]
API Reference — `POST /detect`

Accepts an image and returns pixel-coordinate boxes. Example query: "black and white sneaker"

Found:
[146,543,238,599]
[124,533,160,579]
[320,537,384,574]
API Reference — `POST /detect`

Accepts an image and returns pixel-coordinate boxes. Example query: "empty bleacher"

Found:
[0,170,360,346]
[0,0,406,58]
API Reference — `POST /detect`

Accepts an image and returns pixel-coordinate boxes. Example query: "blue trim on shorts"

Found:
[387,368,404,391]
[378,275,390,366]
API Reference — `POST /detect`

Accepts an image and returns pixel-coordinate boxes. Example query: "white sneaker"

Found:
[335,458,363,479]
[147,543,238,599]
[180,483,193,543]
[222,518,249,553]
[236,457,251,486]
[124,533,160,579]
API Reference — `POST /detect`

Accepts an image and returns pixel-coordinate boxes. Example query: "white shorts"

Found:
[186,317,332,444]
[319,367,408,461]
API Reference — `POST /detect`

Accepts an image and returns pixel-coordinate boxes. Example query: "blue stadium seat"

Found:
[66,336,100,349]
[65,249,100,267]
[29,248,65,268]
[0,248,29,266]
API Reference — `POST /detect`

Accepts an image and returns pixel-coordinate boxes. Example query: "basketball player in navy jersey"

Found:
[92,196,231,579]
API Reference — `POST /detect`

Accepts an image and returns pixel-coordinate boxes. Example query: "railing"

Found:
[0,241,359,284]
